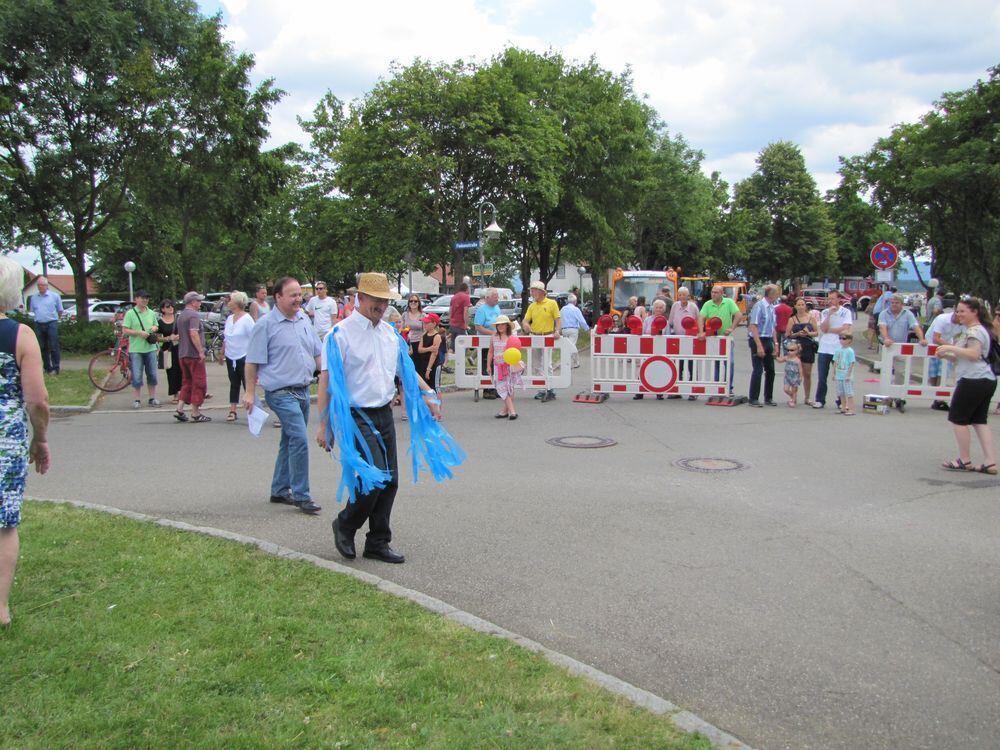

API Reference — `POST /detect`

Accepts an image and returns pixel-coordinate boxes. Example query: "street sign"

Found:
[471,263,494,277]
[454,240,480,250]
[870,242,899,270]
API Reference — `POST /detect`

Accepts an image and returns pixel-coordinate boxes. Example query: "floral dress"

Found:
[783,358,802,389]
[0,318,27,528]
[491,335,524,399]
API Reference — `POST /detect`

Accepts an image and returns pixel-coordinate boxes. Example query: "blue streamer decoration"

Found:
[323,326,465,504]
[396,334,466,482]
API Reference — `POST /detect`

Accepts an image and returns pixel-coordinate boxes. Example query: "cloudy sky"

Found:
[14,0,999,271]
[200,0,998,191]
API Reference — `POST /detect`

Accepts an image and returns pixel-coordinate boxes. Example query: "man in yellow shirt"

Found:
[522,281,561,402]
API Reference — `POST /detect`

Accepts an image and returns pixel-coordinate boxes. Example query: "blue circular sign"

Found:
[871,242,898,270]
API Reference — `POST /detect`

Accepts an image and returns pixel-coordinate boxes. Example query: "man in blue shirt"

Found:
[245,277,323,515]
[747,284,779,406]
[28,277,64,375]
[559,293,590,369]
[474,288,502,399]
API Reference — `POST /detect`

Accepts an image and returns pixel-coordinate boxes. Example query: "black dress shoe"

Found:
[748,400,763,407]
[632,394,644,400]
[764,400,778,406]
[269,494,293,505]
[363,545,405,564]
[332,518,356,559]
[293,499,322,514]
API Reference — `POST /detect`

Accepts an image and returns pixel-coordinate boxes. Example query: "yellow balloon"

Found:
[502,347,522,366]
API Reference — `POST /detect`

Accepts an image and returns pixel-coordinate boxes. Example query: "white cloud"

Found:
[199,0,1000,189]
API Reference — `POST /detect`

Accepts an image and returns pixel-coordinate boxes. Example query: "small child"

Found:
[486,315,524,420]
[833,332,857,415]
[779,340,802,406]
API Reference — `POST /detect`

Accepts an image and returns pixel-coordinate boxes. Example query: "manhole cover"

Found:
[546,435,618,449]
[674,457,748,473]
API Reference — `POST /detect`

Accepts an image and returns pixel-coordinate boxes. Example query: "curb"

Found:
[50,381,105,415]
[28,495,753,750]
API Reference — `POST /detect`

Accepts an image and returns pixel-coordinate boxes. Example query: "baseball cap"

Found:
[182,291,205,304]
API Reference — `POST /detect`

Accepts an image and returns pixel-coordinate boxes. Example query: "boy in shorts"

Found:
[834,332,857,415]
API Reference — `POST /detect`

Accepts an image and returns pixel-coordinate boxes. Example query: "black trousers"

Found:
[225,356,246,404]
[748,338,775,402]
[338,403,398,547]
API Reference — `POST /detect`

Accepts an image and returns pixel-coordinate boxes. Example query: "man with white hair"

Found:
[559,293,590,369]
[28,277,63,375]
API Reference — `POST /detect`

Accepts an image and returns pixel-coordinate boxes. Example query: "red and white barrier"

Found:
[453,334,575,393]
[878,342,956,400]
[590,334,731,396]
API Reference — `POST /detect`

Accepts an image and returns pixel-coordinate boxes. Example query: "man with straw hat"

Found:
[521,280,561,402]
[244,277,323,514]
[317,272,461,565]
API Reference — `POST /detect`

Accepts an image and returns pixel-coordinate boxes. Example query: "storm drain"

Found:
[545,435,618,449]
[674,457,748,473]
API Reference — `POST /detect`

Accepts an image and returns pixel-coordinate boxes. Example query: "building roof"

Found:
[23,269,100,297]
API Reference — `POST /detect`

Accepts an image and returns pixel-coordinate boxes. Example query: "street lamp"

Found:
[477,201,502,288]
[124,261,136,301]
[577,266,587,301]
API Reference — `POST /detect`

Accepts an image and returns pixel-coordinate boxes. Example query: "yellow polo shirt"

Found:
[524,298,560,334]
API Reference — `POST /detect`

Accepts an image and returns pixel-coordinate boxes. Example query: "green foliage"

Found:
[5,503,712,750]
[851,65,1000,301]
[730,141,836,283]
[0,1,287,317]
[57,321,117,353]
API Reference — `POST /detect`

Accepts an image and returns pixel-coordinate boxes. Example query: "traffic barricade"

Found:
[453,334,575,399]
[590,334,731,396]
[877,342,956,401]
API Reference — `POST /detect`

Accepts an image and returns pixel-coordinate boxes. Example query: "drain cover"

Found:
[674,457,748,473]
[546,435,618,449]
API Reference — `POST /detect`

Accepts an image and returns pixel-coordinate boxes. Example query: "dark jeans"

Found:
[748,338,775,402]
[338,403,398,547]
[35,321,60,373]
[225,356,246,404]
[815,352,834,406]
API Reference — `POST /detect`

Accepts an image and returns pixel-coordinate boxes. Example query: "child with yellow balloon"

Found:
[486,315,524,420]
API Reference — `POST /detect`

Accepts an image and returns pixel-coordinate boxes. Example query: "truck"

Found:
[607,267,711,317]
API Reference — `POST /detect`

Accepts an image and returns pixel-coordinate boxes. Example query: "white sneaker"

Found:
[132,400,141,409]
[148,398,160,407]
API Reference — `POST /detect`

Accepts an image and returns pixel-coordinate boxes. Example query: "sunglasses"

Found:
[839,336,851,340]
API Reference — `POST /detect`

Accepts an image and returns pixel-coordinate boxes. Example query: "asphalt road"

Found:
[30,340,1000,750]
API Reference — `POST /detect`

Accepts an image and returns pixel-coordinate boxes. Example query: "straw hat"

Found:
[529,281,547,292]
[356,273,400,300]
[493,314,514,329]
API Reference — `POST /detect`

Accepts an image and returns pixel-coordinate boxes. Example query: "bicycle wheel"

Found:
[88,349,131,392]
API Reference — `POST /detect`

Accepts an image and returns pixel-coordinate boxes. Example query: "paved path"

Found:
[32,339,1000,749]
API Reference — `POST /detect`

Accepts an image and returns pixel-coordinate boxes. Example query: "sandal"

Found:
[173,411,189,422]
[226,411,237,422]
[787,400,796,407]
[941,458,971,471]
[974,463,997,475]
[191,414,212,423]
[494,412,509,418]
[401,414,407,421]
[843,410,855,416]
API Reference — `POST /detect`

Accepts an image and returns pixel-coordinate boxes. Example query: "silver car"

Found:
[88,300,127,323]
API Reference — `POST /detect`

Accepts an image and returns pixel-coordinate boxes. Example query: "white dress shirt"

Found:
[322,310,400,408]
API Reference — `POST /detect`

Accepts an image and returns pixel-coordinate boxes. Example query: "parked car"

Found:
[198,300,226,325]
[423,294,479,328]
[87,300,127,324]
[497,299,522,322]
[547,292,569,309]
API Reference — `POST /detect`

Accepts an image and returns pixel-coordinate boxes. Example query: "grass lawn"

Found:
[44,370,97,406]
[4,503,711,750]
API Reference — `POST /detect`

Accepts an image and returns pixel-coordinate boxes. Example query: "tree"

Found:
[0,0,201,319]
[852,66,1000,301]
[729,141,836,284]
[0,1,285,316]
[825,157,904,278]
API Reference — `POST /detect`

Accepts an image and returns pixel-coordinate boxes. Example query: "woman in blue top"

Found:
[0,256,51,626]
[936,298,997,475]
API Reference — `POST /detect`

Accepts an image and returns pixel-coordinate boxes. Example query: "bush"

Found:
[57,320,116,353]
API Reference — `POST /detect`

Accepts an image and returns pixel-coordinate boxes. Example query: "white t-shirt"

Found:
[818,305,854,355]
[306,295,338,335]
[926,313,962,345]
[955,325,996,381]
[223,313,255,361]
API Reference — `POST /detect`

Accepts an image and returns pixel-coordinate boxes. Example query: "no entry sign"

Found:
[870,242,899,270]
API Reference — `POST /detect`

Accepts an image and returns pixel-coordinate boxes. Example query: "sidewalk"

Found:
[93,356,238,412]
